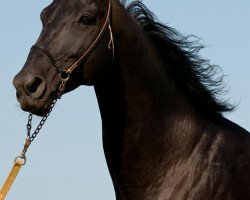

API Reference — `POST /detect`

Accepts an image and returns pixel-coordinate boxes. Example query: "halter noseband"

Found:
[31,0,113,91]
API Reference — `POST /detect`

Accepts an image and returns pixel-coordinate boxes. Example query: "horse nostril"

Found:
[26,77,42,94]
[25,76,46,99]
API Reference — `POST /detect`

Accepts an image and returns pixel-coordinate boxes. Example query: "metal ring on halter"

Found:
[60,70,71,82]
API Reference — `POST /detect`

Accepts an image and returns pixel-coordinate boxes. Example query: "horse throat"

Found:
[93,31,193,200]
[94,62,126,198]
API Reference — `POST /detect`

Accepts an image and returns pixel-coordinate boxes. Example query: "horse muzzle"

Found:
[13,72,54,116]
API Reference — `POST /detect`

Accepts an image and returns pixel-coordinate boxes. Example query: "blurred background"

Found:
[0,0,249,199]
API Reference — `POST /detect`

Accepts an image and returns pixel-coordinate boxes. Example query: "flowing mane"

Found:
[122,1,234,117]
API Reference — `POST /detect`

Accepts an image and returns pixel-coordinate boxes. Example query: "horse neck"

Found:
[94,1,207,198]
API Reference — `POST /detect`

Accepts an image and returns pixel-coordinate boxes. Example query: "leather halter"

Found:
[32,0,113,83]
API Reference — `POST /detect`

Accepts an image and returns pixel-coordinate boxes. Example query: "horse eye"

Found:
[78,15,94,25]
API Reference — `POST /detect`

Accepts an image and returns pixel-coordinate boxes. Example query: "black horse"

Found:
[13,0,250,199]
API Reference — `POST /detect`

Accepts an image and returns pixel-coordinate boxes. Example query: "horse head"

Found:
[13,0,113,116]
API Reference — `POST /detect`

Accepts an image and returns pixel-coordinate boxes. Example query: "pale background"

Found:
[0,1,249,199]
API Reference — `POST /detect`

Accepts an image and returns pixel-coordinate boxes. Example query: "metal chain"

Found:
[23,98,57,153]
[16,80,66,165]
